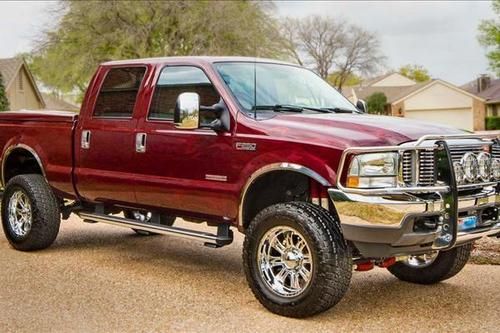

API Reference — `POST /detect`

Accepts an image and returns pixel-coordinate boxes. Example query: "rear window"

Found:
[93,67,146,118]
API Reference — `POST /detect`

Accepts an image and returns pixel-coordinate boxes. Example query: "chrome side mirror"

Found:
[174,92,200,129]
[356,99,367,113]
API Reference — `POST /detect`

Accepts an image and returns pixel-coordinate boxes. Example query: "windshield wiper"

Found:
[324,107,360,114]
[252,104,331,113]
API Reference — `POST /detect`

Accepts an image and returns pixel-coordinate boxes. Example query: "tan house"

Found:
[0,57,45,110]
[345,73,486,131]
[461,74,500,118]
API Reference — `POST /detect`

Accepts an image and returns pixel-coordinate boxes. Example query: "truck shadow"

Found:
[42,222,489,325]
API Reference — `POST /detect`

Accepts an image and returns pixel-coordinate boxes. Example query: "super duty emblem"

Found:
[235,142,257,151]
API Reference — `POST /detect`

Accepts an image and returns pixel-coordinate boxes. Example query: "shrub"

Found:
[366,92,387,115]
[485,116,500,130]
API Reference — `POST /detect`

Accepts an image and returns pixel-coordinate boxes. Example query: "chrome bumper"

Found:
[329,187,499,257]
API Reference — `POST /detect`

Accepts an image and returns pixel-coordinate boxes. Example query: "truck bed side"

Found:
[0,110,78,198]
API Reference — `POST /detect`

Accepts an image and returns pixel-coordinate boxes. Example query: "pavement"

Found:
[0,216,499,333]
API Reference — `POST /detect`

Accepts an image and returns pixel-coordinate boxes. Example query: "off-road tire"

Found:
[123,210,175,236]
[388,243,473,284]
[243,202,352,318]
[1,174,60,251]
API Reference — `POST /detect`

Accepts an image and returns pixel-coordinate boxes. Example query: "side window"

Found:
[93,67,146,118]
[148,66,220,121]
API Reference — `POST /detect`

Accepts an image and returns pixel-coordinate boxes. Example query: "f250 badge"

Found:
[235,142,257,151]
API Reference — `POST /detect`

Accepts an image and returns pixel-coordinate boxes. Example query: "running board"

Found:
[77,212,233,247]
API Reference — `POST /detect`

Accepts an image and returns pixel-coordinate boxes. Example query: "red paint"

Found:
[0,57,464,225]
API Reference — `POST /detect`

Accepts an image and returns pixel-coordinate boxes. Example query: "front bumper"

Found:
[331,134,500,258]
[329,187,499,257]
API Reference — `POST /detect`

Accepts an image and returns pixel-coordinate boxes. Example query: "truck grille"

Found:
[417,150,435,186]
[402,141,498,187]
[493,142,500,159]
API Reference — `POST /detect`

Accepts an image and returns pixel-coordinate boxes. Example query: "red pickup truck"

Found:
[0,57,499,317]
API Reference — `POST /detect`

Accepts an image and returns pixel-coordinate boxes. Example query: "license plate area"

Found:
[458,215,478,231]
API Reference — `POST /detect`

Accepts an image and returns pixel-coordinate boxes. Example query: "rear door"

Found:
[75,65,148,205]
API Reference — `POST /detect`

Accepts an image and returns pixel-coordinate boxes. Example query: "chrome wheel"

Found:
[8,190,32,238]
[403,251,439,268]
[257,226,313,298]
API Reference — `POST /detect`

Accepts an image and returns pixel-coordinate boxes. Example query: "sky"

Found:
[0,0,495,85]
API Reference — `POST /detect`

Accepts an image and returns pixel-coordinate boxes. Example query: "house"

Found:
[344,73,486,131]
[0,57,45,110]
[461,74,500,118]
[42,93,79,112]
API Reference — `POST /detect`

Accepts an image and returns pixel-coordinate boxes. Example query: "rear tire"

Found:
[123,210,175,236]
[388,243,472,284]
[1,174,60,251]
[243,202,352,318]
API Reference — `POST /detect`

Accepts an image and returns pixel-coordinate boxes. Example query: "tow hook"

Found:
[355,257,396,271]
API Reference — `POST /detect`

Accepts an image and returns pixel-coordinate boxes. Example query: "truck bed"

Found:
[0,109,78,197]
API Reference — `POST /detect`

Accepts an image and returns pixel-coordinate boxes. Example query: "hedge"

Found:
[485,116,500,130]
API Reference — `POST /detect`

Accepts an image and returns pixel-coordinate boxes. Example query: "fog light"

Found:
[477,152,492,181]
[492,158,500,180]
[461,153,479,182]
[453,161,465,184]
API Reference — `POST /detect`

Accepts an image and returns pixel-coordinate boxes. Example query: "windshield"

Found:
[214,62,358,115]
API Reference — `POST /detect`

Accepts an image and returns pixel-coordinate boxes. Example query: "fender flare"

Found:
[1,143,46,188]
[238,162,332,229]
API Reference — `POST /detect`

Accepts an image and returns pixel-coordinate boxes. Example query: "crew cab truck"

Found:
[0,57,499,318]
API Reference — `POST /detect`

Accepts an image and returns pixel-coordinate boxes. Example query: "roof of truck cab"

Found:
[101,56,297,66]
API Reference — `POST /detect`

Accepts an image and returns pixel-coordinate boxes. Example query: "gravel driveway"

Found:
[0,216,499,333]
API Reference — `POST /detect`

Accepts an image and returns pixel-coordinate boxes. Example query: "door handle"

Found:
[136,133,147,153]
[81,130,91,149]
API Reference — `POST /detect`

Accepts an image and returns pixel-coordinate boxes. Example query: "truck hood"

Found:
[262,113,465,148]
[0,110,78,123]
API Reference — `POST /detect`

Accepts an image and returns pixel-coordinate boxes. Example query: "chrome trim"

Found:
[337,133,499,196]
[78,212,231,243]
[238,162,331,228]
[1,144,46,188]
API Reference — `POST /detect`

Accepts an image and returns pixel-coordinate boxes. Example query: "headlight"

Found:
[347,152,398,188]
[477,152,492,181]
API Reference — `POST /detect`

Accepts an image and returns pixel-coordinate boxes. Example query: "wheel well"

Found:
[241,171,312,229]
[2,148,43,185]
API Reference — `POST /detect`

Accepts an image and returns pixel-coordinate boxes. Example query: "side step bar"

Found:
[77,212,233,247]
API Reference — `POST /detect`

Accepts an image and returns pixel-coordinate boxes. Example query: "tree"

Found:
[478,0,500,76]
[283,15,385,90]
[399,64,431,82]
[365,92,387,115]
[0,72,9,111]
[30,0,286,95]
[327,71,361,88]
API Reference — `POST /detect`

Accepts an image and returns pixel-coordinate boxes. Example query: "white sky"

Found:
[0,0,495,85]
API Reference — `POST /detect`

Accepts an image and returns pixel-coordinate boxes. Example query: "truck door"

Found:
[74,65,148,205]
[134,65,235,219]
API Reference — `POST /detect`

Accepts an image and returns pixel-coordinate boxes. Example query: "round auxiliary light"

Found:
[453,161,465,184]
[492,158,500,180]
[477,152,492,182]
[461,153,479,182]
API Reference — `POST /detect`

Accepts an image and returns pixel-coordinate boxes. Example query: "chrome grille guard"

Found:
[336,133,500,250]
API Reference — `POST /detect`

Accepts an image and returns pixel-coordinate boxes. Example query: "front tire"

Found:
[388,243,473,284]
[1,174,60,251]
[243,202,352,318]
